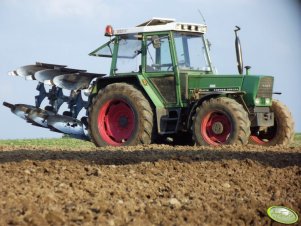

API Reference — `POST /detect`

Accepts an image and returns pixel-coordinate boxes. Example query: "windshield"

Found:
[174,32,210,71]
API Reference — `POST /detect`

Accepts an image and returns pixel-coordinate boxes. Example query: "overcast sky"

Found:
[0,0,300,139]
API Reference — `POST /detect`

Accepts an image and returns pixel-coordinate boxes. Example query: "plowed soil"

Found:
[0,144,300,226]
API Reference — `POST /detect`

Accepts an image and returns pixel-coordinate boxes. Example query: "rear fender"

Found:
[92,74,164,108]
[94,75,139,91]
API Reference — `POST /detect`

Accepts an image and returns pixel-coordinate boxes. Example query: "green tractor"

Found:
[3,18,294,146]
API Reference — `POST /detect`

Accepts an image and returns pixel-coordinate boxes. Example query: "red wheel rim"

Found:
[201,111,232,145]
[97,99,135,146]
[250,126,277,145]
[250,135,266,144]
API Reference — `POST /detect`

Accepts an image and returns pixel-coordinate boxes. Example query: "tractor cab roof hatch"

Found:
[136,18,175,27]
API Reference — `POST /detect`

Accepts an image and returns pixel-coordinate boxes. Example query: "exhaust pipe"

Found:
[234,26,243,75]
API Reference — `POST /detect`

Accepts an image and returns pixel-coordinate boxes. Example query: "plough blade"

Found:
[47,115,86,137]
[4,62,106,141]
[9,62,104,90]
[9,65,45,78]
[34,69,63,84]
[27,108,55,127]
[9,62,67,80]
[3,102,88,139]
[9,62,102,90]
[3,102,36,120]
[53,72,104,90]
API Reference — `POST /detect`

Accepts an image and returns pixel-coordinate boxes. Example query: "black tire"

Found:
[249,100,294,146]
[192,97,250,146]
[88,83,154,147]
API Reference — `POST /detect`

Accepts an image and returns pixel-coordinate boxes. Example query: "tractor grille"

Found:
[257,77,274,98]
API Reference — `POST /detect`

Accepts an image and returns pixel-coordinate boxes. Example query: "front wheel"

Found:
[192,97,251,146]
[88,83,154,147]
[249,100,294,146]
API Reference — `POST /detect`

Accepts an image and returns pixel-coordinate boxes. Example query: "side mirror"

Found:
[151,35,161,49]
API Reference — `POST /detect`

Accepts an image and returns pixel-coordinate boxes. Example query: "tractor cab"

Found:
[89,18,214,107]
[89,18,212,76]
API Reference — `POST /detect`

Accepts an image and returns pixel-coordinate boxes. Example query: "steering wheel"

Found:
[167,64,173,71]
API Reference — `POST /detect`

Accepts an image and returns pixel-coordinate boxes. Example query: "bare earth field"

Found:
[0,137,300,226]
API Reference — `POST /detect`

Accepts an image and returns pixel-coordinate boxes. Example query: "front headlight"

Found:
[265,98,271,105]
[255,98,261,105]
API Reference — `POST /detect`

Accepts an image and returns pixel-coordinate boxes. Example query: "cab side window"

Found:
[115,34,142,73]
[146,35,172,72]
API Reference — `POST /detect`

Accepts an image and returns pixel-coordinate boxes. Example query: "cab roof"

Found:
[113,18,207,35]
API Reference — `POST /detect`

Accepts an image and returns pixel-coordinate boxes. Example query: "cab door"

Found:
[143,33,179,107]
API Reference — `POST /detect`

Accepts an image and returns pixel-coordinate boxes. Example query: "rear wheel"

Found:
[192,97,250,146]
[88,83,154,147]
[249,100,294,146]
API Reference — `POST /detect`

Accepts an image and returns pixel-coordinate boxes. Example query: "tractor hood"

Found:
[188,74,244,92]
[186,73,274,107]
